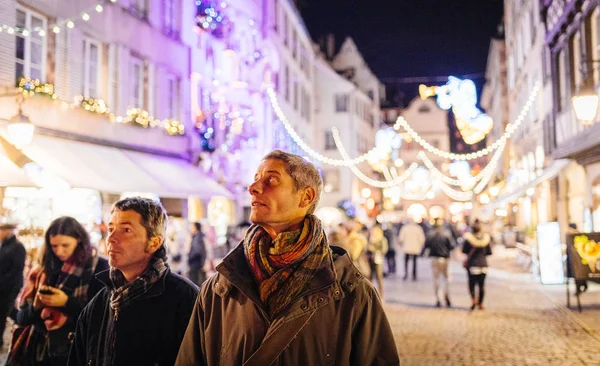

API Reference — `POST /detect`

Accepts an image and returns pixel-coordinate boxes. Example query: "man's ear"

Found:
[147,236,163,254]
[299,187,316,209]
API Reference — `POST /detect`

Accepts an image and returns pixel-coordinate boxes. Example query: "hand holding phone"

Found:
[38,288,54,295]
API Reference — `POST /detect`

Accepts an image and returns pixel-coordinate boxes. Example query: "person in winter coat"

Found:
[367,223,388,298]
[188,222,207,286]
[346,221,371,278]
[175,150,399,366]
[68,197,198,366]
[398,217,426,281]
[424,218,455,308]
[462,220,492,310]
[7,217,108,366]
[0,222,26,351]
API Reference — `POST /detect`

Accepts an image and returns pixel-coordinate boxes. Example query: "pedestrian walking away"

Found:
[67,197,198,366]
[0,223,26,352]
[398,217,426,281]
[188,222,207,286]
[424,218,455,308]
[7,217,108,366]
[367,223,388,298]
[175,150,399,366]
[462,219,492,311]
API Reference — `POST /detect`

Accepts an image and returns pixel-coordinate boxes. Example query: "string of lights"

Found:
[332,127,418,188]
[1,0,116,36]
[393,82,540,161]
[267,88,380,166]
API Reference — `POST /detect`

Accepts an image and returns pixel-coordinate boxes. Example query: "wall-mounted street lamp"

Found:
[572,60,600,125]
[0,92,35,150]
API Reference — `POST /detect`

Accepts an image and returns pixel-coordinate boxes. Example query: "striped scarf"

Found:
[108,256,168,314]
[243,214,333,318]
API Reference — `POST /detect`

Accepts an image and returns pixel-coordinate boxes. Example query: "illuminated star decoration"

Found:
[419,76,493,144]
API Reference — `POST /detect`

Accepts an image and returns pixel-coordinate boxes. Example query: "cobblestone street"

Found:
[385,248,600,365]
[3,249,600,365]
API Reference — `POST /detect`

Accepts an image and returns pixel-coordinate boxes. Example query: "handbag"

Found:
[463,247,476,269]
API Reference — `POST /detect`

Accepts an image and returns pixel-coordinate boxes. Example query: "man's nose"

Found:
[248,181,261,195]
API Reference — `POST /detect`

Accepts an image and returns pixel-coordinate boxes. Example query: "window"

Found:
[558,49,568,112]
[131,56,144,108]
[292,30,297,59]
[82,39,101,98]
[273,0,278,32]
[592,8,600,85]
[283,13,289,46]
[15,8,46,81]
[284,66,290,101]
[167,74,179,119]
[293,80,298,111]
[367,90,374,100]
[163,0,178,37]
[335,94,348,112]
[325,131,335,150]
[418,104,431,113]
[305,92,311,121]
[273,71,279,93]
[571,31,582,92]
[131,0,148,19]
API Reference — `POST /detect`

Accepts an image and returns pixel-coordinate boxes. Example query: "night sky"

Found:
[298,0,505,105]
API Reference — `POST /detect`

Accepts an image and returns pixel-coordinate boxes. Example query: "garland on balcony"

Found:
[16,77,185,136]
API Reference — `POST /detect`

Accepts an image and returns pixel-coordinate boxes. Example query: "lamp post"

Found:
[572,60,600,125]
[1,92,35,149]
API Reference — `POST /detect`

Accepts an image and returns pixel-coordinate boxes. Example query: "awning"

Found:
[0,137,36,187]
[18,134,232,199]
[485,159,570,209]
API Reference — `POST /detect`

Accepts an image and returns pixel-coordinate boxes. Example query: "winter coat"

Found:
[347,231,371,277]
[188,232,207,271]
[424,226,454,258]
[398,223,426,255]
[462,232,492,268]
[0,234,26,295]
[175,245,399,366]
[68,268,199,366]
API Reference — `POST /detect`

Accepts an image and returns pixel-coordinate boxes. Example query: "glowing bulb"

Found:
[96,4,103,12]
[53,25,60,33]
[82,12,90,21]
[67,21,75,28]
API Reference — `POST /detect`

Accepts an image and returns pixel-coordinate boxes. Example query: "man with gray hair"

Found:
[68,197,198,365]
[176,150,399,365]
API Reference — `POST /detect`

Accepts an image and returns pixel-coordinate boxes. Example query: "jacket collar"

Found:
[95,266,170,298]
[215,244,363,316]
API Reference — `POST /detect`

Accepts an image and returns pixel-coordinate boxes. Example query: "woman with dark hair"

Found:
[462,220,492,311]
[7,216,109,365]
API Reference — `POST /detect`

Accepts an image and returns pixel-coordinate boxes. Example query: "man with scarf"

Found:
[68,197,198,365]
[176,150,399,365]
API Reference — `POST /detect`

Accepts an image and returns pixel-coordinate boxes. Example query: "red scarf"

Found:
[243,215,333,317]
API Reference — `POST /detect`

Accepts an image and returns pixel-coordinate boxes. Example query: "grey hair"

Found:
[262,150,323,214]
[112,197,168,247]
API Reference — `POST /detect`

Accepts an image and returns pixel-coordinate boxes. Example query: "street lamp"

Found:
[1,93,35,149]
[572,60,600,125]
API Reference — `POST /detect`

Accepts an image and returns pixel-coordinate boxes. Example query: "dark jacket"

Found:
[68,268,198,366]
[175,245,399,366]
[188,232,207,271]
[0,234,26,295]
[13,257,109,362]
[424,226,454,258]
[462,232,492,268]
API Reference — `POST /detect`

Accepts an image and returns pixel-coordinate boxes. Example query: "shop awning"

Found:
[0,137,36,187]
[486,159,570,209]
[19,135,232,199]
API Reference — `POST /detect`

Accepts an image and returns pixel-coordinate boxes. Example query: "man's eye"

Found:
[124,228,132,233]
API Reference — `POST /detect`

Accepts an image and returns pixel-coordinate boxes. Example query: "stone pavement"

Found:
[384,247,600,365]
[3,246,600,365]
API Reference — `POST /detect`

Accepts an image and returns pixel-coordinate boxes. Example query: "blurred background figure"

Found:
[0,222,26,351]
[424,218,455,308]
[398,218,426,281]
[367,223,388,298]
[346,221,371,278]
[382,222,397,276]
[8,217,108,365]
[463,219,492,311]
[187,222,207,287]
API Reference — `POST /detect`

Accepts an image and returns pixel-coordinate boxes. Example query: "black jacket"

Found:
[462,232,492,268]
[424,227,454,258]
[188,232,207,271]
[0,234,26,295]
[68,268,198,366]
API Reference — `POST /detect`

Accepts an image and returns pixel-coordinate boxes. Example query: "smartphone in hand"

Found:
[38,288,54,295]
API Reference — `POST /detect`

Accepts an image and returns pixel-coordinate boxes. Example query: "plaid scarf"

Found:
[243,214,334,318]
[108,256,168,314]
